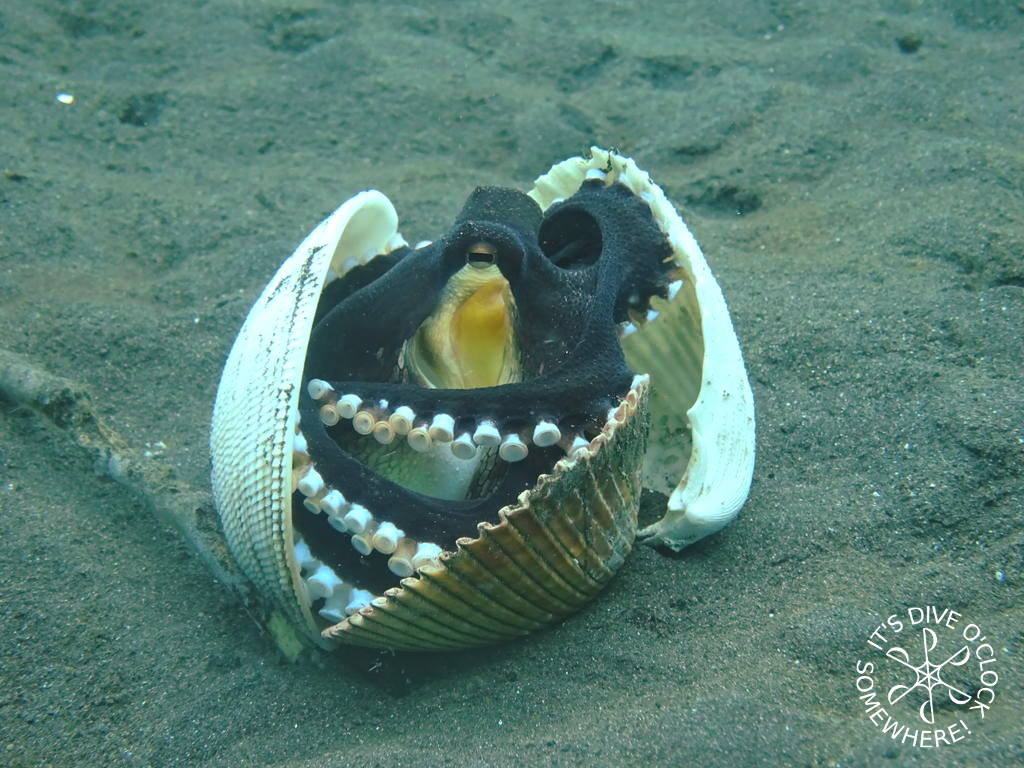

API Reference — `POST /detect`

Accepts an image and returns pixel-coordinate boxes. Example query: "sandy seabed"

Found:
[1,2,1021,767]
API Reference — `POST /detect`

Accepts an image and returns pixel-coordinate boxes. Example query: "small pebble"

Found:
[896,34,922,54]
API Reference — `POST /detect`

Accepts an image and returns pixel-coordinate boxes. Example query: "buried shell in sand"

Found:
[210,148,755,652]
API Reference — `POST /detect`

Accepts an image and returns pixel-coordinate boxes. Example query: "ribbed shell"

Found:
[210,191,402,648]
[324,383,649,650]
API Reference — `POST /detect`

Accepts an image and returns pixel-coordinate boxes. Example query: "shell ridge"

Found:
[458,532,578,616]
[482,514,593,607]
[348,598,478,648]
[550,474,619,582]
[406,571,547,632]
[503,511,605,595]
[500,446,629,596]
[439,548,560,623]
[604,470,641,562]
[332,614,459,650]
[377,582,518,643]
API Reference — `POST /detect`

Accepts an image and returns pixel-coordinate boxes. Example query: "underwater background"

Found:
[1,1,1021,766]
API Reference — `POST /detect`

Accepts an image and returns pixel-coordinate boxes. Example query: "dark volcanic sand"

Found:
[1,2,1021,767]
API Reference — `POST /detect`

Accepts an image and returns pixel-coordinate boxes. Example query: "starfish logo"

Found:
[885,627,972,725]
[854,607,1000,750]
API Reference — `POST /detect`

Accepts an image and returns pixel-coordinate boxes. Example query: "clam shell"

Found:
[211,191,404,646]
[326,383,648,650]
[210,149,754,651]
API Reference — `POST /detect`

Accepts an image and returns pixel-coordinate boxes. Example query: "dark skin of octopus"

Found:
[296,180,674,592]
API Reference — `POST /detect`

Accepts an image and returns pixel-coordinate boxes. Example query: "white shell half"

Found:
[210,190,404,646]
[529,148,756,550]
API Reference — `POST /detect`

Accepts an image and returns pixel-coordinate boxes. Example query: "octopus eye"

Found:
[465,241,497,268]
[211,150,755,651]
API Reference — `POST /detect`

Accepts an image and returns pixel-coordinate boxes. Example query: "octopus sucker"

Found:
[210,148,755,652]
